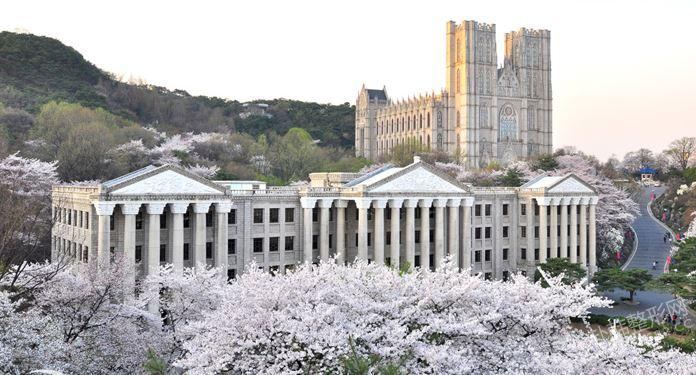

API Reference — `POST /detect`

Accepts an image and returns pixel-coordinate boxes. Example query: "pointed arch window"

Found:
[456,68,461,93]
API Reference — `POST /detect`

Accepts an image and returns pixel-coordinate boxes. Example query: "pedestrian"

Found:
[652,260,657,270]
[672,314,678,326]
[663,235,667,243]
[665,314,672,324]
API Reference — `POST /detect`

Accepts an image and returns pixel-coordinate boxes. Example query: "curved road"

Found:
[592,186,687,321]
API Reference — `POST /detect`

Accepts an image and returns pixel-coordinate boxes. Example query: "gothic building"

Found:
[355,20,553,168]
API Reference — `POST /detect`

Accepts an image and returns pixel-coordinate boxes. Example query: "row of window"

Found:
[134,238,242,263]
[519,247,585,261]
[376,113,432,135]
[520,225,590,238]
[473,248,510,263]
[520,203,589,217]
[253,236,294,252]
[107,210,240,231]
[253,208,295,224]
[56,208,89,229]
[474,203,510,217]
[474,226,511,239]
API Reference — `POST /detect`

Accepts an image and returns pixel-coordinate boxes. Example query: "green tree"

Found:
[533,154,559,171]
[268,127,323,182]
[142,348,166,375]
[390,138,425,167]
[593,268,653,302]
[534,258,587,287]
[501,168,523,187]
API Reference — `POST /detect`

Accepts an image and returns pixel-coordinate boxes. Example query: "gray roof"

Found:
[366,89,387,101]
[102,165,158,188]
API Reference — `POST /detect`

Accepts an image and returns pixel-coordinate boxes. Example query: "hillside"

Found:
[0,31,355,147]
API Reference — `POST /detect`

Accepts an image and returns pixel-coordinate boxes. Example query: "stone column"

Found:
[462,198,474,271]
[94,202,115,271]
[372,199,388,265]
[526,198,534,265]
[121,203,140,294]
[579,201,588,268]
[560,202,568,259]
[389,199,404,268]
[419,198,433,270]
[434,199,447,269]
[355,198,372,261]
[404,199,418,270]
[146,202,166,315]
[538,202,547,264]
[300,197,317,264]
[447,199,461,268]
[215,202,233,272]
[169,202,188,273]
[550,202,558,258]
[589,201,597,274]
[192,202,212,269]
[569,202,578,263]
[318,199,332,262]
[335,200,348,265]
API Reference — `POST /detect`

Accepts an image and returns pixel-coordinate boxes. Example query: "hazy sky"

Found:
[3,0,695,161]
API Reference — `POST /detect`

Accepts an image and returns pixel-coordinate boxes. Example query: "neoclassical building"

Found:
[52,158,597,287]
[356,20,552,167]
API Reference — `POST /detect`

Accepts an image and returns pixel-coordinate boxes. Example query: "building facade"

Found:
[51,158,596,289]
[356,20,552,167]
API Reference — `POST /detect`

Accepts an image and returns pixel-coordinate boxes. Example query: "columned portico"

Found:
[447,199,461,267]
[318,199,333,262]
[569,200,578,263]
[403,199,418,270]
[579,201,588,268]
[372,199,388,265]
[433,199,447,269]
[214,202,233,271]
[419,198,433,270]
[192,202,211,269]
[121,203,140,293]
[94,202,116,271]
[389,199,404,268]
[300,197,317,264]
[355,198,372,261]
[145,202,166,315]
[461,198,474,270]
[169,202,188,273]
[335,200,348,265]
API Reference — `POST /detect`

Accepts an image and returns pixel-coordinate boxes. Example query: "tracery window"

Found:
[499,104,518,141]
[479,105,488,128]
[527,105,536,130]
[437,111,443,128]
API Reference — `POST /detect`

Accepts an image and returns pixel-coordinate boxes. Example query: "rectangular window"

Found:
[135,245,142,262]
[136,213,143,230]
[415,208,421,219]
[159,244,167,262]
[484,227,491,239]
[484,272,492,281]
[183,243,190,261]
[474,250,481,263]
[329,208,334,222]
[386,209,392,220]
[503,270,510,281]
[285,208,294,222]
[228,239,236,254]
[228,209,237,224]
[269,208,279,223]
[534,248,540,261]
[430,229,434,242]
[521,248,527,260]
[534,226,539,239]
[269,237,279,252]
[253,238,264,253]
[206,212,213,227]
[329,234,333,249]
[227,269,236,280]
[367,233,372,247]
[67,210,72,225]
[503,248,509,261]
[534,204,540,216]
[313,235,319,250]
[475,204,481,217]
[314,208,319,222]
[285,236,294,251]
[160,213,167,229]
[484,249,491,262]
[415,230,421,243]
[386,231,391,245]
[502,204,509,216]
[520,226,527,238]
[206,242,213,259]
[475,227,482,239]
[85,212,89,229]
[429,207,434,219]
[521,203,527,216]
[183,213,190,228]
[109,215,115,231]
[253,208,264,224]
[485,204,492,216]
[502,226,509,238]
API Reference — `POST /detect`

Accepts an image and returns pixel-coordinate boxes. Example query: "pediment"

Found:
[108,167,226,196]
[547,175,596,194]
[367,164,469,194]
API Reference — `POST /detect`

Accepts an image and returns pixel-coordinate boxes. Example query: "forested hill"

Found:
[0,31,355,148]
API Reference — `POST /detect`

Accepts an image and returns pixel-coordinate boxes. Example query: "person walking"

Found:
[652,260,658,270]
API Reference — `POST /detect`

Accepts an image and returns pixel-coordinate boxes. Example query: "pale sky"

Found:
[3,0,695,161]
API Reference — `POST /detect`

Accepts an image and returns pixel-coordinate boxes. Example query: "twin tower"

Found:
[355,20,552,168]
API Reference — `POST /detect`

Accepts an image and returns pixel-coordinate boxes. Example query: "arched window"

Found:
[437,111,443,128]
[499,104,518,141]
[427,134,431,148]
[456,38,461,61]
[437,134,443,150]
[427,112,431,128]
[456,68,461,93]
[419,114,423,129]
[413,115,416,131]
[456,111,461,127]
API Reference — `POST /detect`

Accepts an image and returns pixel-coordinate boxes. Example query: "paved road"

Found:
[591,186,687,321]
